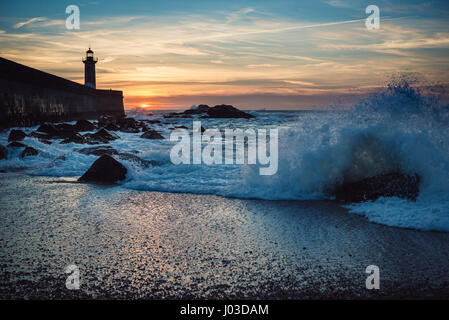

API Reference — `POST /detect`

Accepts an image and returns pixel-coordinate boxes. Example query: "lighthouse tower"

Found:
[82,47,98,89]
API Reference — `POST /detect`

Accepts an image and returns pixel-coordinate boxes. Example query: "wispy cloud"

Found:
[13,17,47,29]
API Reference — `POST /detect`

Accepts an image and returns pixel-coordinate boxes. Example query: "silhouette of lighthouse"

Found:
[82,47,97,89]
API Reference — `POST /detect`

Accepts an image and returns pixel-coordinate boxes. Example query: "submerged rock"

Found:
[78,155,127,184]
[8,129,26,141]
[334,172,420,203]
[141,130,164,140]
[0,144,7,160]
[21,146,38,158]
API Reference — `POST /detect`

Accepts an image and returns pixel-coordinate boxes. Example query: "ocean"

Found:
[1,81,449,232]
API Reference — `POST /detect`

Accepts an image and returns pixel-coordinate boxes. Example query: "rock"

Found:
[8,141,27,148]
[87,128,119,143]
[75,119,95,131]
[37,123,59,135]
[8,129,26,141]
[140,123,149,132]
[183,104,210,115]
[117,117,138,131]
[334,172,420,203]
[104,123,120,131]
[21,146,38,158]
[78,155,127,184]
[29,131,51,139]
[98,115,118,127]
[55,123,76,133]
[77,146,119,156]
[206,104,254,119]
[141,130,164,140]
[35,123,77,139]
[60,133,88,144]
[0,144,7,160]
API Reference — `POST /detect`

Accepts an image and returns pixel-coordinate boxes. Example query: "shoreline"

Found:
[1,172,449,299]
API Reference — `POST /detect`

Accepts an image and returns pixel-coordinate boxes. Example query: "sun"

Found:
[140,104,150,108]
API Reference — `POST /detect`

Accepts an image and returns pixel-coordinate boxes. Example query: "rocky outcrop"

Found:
[86,128,120,143]
[206,104,254,119]
[334,172,420,203]
[78,155,127,184]
[60,133,88,144]
[8,129,26,141]
[75,119,95,131]
[167,104,254,119]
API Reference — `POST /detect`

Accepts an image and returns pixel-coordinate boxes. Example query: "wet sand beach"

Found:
[1,172,448,299]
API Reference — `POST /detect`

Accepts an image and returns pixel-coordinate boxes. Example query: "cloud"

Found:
[247,64,280,68]
[13,17,47,29]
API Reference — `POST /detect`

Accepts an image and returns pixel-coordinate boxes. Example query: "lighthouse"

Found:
[82,47,97,89]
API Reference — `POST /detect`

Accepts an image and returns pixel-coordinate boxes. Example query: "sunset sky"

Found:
[1,0,449,109]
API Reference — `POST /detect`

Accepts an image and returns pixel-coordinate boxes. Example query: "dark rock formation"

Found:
[7,141,27,148]
[141,130,164,140]
[30,131,50,139]
[78,155,127,184]
[36,123,62,138]
[8,129,26,141]
[169,104,254,119]
[0,144,7,160]
[60,133,88,144]
[86,128,119,143]
[21,146,38,158]
[75,119,95,131]
[334,172,420,203]
[183,104,210,115]
[206,104,254,119]
[104,123,120,131]
[77,146,119,156]
[140,123,149,132]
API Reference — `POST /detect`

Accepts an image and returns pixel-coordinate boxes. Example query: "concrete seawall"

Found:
[0,57,124,128]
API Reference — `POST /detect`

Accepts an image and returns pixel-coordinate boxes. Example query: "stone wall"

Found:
[0,57,124,128]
